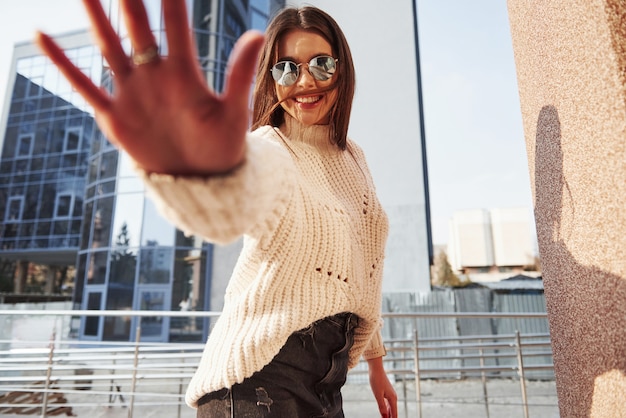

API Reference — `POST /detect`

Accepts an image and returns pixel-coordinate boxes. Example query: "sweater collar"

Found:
[279,115,340,154]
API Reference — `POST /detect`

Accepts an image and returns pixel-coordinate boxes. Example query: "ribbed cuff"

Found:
[362,329,387,359]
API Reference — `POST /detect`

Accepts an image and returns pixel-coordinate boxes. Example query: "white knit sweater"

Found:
[139,116,389,408]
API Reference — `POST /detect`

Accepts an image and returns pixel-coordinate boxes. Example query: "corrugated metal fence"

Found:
[382,288,552,380]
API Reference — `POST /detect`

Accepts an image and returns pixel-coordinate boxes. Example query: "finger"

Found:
[35,32,111,112]
[389,396,398,418]
[162,0,196,66]
[120,0,159,56]
[222,31,265,109]
[374,394,387,417]
[82,0,131,76]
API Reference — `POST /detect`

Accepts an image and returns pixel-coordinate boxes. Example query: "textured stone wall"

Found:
[507,0,626,416]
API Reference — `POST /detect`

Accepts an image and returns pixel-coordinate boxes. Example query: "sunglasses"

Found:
[270,55,338,86]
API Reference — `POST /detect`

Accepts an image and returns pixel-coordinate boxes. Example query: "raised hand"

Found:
[36,0,264,176]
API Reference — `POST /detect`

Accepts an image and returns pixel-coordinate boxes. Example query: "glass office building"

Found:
[0,0,284,343]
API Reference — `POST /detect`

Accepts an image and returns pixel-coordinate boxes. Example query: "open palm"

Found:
[36,0,264,176]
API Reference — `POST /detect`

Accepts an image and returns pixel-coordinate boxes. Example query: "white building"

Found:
[448,208,537,281]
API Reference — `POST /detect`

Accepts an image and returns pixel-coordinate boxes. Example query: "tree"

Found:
[431,250,470,287]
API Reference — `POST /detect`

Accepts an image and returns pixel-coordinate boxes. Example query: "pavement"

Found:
[3,378,559,418]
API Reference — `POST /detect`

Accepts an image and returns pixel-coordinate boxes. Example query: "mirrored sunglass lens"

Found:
[272,61,299,86]
[308,56,336,81]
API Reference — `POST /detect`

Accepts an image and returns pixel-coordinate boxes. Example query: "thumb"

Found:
[223,30,265,109]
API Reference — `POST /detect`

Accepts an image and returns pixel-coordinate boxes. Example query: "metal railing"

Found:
[0,310,556,418]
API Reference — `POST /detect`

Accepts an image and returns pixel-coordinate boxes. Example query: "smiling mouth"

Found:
[295,95,322,104]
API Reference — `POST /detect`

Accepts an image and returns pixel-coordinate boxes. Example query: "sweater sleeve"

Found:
[136,130,295,245]
[362,320,387,359]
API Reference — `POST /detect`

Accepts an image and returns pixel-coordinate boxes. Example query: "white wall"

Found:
[490,207,534,266]
[448,209,494,269]
[288,0,431,292]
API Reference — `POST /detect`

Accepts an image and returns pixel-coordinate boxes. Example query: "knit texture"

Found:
[138,116,389,408]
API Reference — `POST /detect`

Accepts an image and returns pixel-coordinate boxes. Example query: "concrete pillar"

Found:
[507,1,626,416]
[14,260,28,294]
[44,266,57,294]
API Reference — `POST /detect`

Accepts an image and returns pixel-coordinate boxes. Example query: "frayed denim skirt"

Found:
[197,312,358,418]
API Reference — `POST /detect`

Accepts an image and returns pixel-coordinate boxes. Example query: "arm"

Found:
[367,356,398,418]
[138,132,295,244]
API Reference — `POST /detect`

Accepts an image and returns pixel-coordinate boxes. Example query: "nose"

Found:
[296,64,317,87]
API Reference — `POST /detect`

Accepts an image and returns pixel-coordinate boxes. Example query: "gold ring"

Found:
[132,45,159,66]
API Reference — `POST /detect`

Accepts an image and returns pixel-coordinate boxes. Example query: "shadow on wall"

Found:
[533,105,626,416]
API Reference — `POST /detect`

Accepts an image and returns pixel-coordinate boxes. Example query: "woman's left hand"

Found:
[367,356,398,418]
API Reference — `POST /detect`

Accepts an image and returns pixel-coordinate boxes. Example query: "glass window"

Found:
[93,196,114,248]
[139,247,172,284]
[31,157,44,171]
[24,184,40,220]
[55,193,73,218]
[109,246,137,286]
[74,253,88,305]
[80,202,93,248]
[36,221,51,236]
[142,199,174,246]
[138,290,166,338]
[64,127,81,152]
[26,76,43,98]
[62,153,78,169]
[87,251,108,284]
[0,162,13,177]
[46,155,61,170]
[71,219,82,235]
[52,219,69,236]
[111,193,144,248]
[84,292,102,336]
[16,134,33,158]
[40,183,56,218]
[104,246,137,341]
[100,150,119,180]
[15,159,29,173]
[5,196,24,222]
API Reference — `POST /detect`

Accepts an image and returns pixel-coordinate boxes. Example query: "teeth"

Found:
[295,96,321,104]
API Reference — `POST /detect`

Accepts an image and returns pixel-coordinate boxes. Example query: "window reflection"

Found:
[139,291,166,338]
[104,242,135,341]
[139,247,172,284]
[87,251,108,284]
[93,196,114,248]
[142,199,174,246]
[84,292,102,336]
[111,193,144,248]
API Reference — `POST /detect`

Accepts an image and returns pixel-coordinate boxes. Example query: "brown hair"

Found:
[251,6,355,150]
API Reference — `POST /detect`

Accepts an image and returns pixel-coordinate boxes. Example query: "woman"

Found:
[36,1,397,417]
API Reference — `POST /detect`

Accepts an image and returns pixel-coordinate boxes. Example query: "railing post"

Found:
[178,349,185,418]
[41,331,56,418]
[515,330,529,418]
[413,329,422,418]
[478,338,490,418]
[401,345,408,418]
[128,325,142,418]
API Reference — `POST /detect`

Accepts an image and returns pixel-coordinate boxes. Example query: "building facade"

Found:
[447,207,537,280]
[0,0,284,343]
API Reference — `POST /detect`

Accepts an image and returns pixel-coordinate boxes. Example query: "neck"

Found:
[280,116,339,154]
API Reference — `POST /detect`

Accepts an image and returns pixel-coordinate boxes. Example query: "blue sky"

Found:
[0,0,534,246]
[418,0,533,245]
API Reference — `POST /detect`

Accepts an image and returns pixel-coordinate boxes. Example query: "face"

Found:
[275,29,338,126]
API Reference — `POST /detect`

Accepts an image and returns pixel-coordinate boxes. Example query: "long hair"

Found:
[251,7,355,150]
